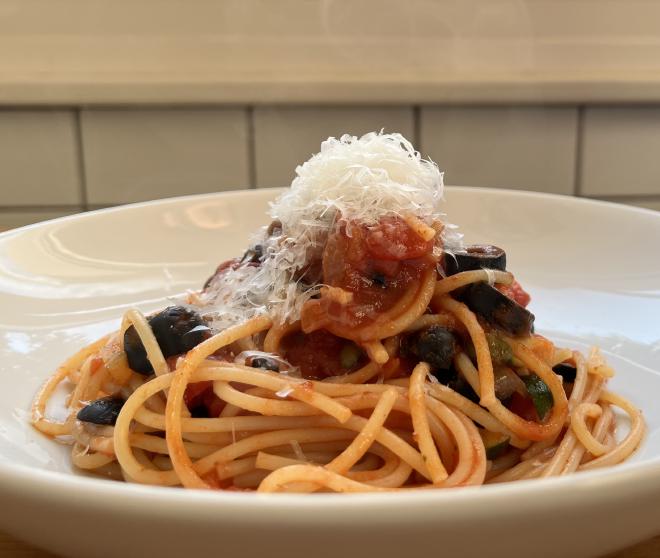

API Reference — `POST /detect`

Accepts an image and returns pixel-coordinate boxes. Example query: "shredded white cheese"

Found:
[201,131,458,330]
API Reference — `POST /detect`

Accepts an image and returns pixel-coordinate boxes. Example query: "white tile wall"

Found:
[0,111,81,205]
[82,109,249,204]
[253,107,414,188]
[0,104,658,230]
[421,107,578,195]
[581,107,660,196]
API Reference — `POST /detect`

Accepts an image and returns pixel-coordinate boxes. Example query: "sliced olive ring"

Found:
[77,397,125,426]
[444,245,506,276]
[124,306,211,375]
[459,282,535,337]
[553,363,577,383]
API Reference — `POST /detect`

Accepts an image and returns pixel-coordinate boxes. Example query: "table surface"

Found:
[0,224,658,558]
[1,531,659,558]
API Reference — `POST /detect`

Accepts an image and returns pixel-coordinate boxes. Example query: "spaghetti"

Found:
[31,132,645,492]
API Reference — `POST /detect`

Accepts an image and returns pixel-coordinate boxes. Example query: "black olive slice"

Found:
[444,245,506,276]
[553,363,577,383]
[249,356,280,372]
[404,326,458,378]
[459,282,535,336]
[124,306,211,375]
[77,397,125,426]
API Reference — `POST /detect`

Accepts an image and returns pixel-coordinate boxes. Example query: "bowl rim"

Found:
[1,186,659,516]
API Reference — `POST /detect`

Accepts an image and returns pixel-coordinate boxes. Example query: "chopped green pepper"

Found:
[522,373,553,421]
[486,332,513,365]
[479,430,510,460]
[340,343,362,369]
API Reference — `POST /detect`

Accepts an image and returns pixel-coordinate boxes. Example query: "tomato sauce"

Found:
[280,329,366,380]
[301,216,438,337]
[497,279,531,308]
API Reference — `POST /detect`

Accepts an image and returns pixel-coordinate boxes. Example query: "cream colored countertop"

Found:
[3,0,660,104]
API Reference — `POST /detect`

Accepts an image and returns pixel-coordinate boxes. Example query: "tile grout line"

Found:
[412,105,422,153]
[246,105,257,189]
[73,108,89,210]
[573,105,585,197]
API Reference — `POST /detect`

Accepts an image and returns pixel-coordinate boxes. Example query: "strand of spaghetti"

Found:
[454,351,481,396]
[436,296,496,407]
[571,403,608,456]
[67,355,95,409]
[194,413,430,480]
[350,267,437,342]
[322,390,454,467]
[425,398,477,487]
[258,464,389,493]
[195,428,356,475]
[255,445,401,483]
[440,295,568,441]
[361,340,389,364]
[197,360,392,399]
[403,313,458,333]
[426,409,456,469]
[219,403,242,417]
[114,373,188,485]
[213,381,351,423]
[302,269,421,339]
[522,356,596,460]
[71,443,116,470]
[520,433,560,461]
[323,361,381,384]
[588,347,615,378]
[32,334,111,436]
[183,432,235,445]
[135,407,342,433]
[541,376,604,477]
[121,448,157,484]
[550,347,573,367]
[488,448,555,483]
[326,388,398,474]
[579,390,645,470]
[166,316,274,489]
[485,449,523,480]
[454,410,488,486]
[433,270,512,298]
[131,433,221,459]
[362,457,412,488]
[82,364,110,405]
[119,373,359,485]
[121,309,169,377]
[278,389,399,493]
[567,351,588,417]
[409,363,448,483]
[500,335,570,440]
[403,213,436,241]
[263,320,301,353]
[224,450,381,482]
[217,456,258,481]
[563,404,614,474]
[424,382,527,449]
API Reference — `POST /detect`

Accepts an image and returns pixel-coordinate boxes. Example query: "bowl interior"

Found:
[1,187,659,478]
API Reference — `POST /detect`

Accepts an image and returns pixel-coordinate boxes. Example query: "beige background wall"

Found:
[0,104,658,229]
[1,0,660,227]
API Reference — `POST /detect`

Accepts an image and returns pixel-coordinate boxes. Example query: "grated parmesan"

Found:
[201,131,459,330]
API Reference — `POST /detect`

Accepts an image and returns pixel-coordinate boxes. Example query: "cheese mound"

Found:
[202,132,449,329]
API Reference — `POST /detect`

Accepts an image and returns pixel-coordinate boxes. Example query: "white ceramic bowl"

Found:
[0,187,659,558]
